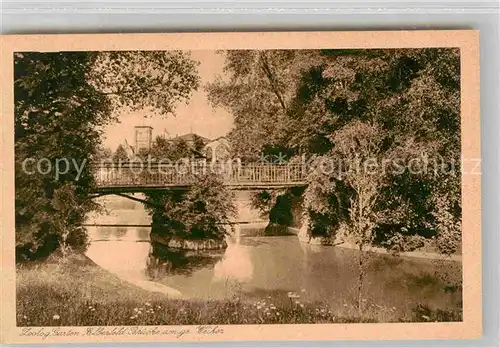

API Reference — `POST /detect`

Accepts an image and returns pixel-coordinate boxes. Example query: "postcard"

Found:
[0,30,481,344]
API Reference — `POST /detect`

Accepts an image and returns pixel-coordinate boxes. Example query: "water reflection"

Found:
[146,242,223,279]
[213,243,253,281]
[85,222,462,318]
[114,227,128,240]
[89,226,150,242]
[136,227,150,241]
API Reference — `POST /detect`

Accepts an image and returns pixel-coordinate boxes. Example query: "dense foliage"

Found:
[142,136,237,240]
[207,49,461,255]
[112,144,129,163]
[144,174,236,241]
[15,51,200,260]
[147,134,206,162]
[250,187,305,234]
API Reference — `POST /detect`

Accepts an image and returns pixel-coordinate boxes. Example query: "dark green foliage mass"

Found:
[15,51,200,260]
[144,174,236,241]
[208,48,461,255]
[143,136,237,241]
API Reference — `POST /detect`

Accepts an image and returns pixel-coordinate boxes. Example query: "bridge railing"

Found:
[93,162,307,188]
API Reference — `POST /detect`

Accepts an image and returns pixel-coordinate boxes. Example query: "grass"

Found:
[16,253,461,326]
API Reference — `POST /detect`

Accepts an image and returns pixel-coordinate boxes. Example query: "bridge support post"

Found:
[236,158,241,181]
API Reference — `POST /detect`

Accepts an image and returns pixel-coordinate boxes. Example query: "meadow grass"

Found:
[16,254,460,326]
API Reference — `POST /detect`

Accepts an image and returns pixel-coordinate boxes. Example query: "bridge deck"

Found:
[93,163,307,192]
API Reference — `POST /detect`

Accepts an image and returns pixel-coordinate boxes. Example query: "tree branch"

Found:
[100,83,156,96]
[259,53,288,115]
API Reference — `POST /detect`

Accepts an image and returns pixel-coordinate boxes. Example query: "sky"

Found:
[101,50,233,151]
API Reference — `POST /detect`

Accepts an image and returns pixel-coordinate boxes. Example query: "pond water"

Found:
[85,196,462,321]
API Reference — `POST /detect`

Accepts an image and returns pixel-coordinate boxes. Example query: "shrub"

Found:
[145,173,236,240]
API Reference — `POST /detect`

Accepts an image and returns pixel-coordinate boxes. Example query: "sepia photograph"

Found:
[0,31,481,343]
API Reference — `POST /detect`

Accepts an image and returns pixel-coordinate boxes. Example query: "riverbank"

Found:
[16,253,461,326]
[288,227,462,262]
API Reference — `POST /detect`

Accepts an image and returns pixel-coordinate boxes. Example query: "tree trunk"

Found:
[357,243,364,319]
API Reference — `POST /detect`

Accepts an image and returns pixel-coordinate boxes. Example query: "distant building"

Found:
[168,133,210,146]
[134,126,153,152]
[123,139,135,157]
[167,133,231,163]
[204,137,231,163]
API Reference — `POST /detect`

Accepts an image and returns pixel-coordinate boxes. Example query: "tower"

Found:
[134,126,153,152]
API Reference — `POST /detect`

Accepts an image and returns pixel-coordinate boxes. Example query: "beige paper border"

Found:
[0,30,481,344]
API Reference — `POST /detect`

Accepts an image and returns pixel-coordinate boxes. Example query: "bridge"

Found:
[93,162,307,193]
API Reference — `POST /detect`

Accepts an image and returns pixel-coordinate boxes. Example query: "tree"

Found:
[112,144,129,163]
[151,137,192,162]
[210,48,461,254]
[192,134,206,155]
[328,121,388,316]
[94,146,112,161]
[170,139,191,161]
[88,51,200,116]
[210,48,462,315]
[250,190,279,218]
[15,51,200,260]
[15,52,107,260]
[206,50,322,160]
[142,135,237,242]
[50,183,89,257]
[148,135,171,161]
[144,173,237,241]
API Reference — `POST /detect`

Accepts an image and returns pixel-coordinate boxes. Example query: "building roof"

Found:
[169,133,210,144]
[206,136,228,144]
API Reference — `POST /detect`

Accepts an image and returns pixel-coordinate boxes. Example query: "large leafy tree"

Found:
[310,121,389,315]
[15,51,199,260]
[112,144,129,163]
[206,50,322,160]
[208,48,461,256]
[145,174,237,241]
[147,135,192,162]
[296,49,461,249]
[143,136,237,241]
